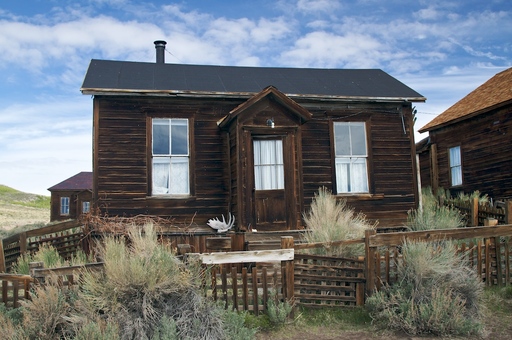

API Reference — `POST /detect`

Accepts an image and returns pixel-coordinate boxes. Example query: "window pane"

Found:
[153,120,170,155]
[170,157,189,194]
[334,123,350,156]
[449,146,462,186]
[171,119,188,155]
[82,201,90,213]
[60,197,69,215]
[334,122,368,194]
[449,146,461,167]
[254,139,284,190]
[351,158,368,192]
[153,159,170,194]
[351,123,367,156]
[335,158,350,193]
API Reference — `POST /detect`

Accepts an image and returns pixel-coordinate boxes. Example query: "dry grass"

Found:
[302,187,376,257]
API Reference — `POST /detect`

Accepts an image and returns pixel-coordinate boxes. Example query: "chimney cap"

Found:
[154,40,167,46]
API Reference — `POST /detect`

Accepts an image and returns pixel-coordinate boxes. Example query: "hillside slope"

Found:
[0,185,50,232]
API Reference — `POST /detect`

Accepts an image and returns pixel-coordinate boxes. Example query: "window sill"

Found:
[147,195,196,201]
[336,193,385,201]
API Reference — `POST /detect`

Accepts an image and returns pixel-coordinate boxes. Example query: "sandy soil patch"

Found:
[0,202,50,230]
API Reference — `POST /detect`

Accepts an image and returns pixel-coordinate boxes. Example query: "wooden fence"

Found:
[442,197,512,227]
[3,225,512,312]
[0,220,86,273]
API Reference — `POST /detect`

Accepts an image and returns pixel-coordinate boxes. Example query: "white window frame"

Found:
[334,122,369,194]
[449,146,462,186]
[151,118,190,196]
[60,197,70,215]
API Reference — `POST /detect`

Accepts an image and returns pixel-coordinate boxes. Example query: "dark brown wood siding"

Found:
[50,190,92,222]
[93,96,418,229]
[93,96,238,226]
[427,103,512,200]
[300,102,418,227]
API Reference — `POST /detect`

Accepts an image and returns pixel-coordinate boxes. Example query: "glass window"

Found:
[82,201,90,213]
[449,146,462,186]
[334,122,369,193]
[60,197,70,215]
[152,119,189,195]
[253,139,284,190]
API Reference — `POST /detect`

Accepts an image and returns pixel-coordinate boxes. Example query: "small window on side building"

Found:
[449,146,462,186]
[60,197,70,215]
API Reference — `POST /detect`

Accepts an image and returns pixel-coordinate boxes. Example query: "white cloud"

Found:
[280,31,383,68]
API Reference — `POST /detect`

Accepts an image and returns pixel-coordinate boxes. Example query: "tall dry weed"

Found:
[302,187,376,257]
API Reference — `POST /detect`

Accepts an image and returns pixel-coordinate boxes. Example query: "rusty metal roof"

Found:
[419,67,512,133]
[48,172,92,191]
[81,59,425,101]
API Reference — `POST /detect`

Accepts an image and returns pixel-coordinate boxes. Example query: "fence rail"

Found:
[3,224,512,312]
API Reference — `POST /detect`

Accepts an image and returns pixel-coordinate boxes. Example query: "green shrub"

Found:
[407,187,464,231]
[19,280,77,339]
[302,187,376,257]
[12,243,66,274]
[220,308,258,340]
[74,320,120,340]
[366,239,484,336]
[79,223,233,339]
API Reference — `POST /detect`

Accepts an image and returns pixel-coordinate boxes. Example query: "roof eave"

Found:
[80,88,426,103]
[418,98,512,133]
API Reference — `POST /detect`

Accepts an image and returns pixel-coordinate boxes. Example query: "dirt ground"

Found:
[256,301,512,340]
[0,202,49,230]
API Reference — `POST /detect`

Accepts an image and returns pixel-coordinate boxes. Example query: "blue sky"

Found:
[0,0,510,196]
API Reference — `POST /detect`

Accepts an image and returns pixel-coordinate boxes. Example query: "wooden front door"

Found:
[251,136,294,231]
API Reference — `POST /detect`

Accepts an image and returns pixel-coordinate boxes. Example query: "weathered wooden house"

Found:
[48,172,93,222]
[80,41,425,231]
[417,67,512,200]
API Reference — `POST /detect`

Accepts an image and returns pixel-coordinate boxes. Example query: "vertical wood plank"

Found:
[470,197,479,227]
[12,280,19,308]
[364,229,376,297]
[262,267,268,312]
[485,239,491,286]
[280,236,295,302]
[231,266,238,310]
[221,265,228,309]
[495,236,503,286]
[477,240,483,281]
[251,269,259,315]
[242,267,248,311]
[0,240,5,273]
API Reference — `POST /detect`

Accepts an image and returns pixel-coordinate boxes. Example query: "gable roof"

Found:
[48,172,93,191]
[419,67,512,133]
[81,59,425,102]
[218,86,313,128]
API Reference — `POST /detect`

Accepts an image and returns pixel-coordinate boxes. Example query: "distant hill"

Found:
[0,185,50,235]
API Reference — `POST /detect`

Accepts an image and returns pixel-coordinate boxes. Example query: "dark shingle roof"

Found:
[48,172,92,191]
[81,59,425,101]
[419,67,512,132]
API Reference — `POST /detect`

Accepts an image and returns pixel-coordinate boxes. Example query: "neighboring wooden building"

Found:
[417,67,512,200]
[48,172,93,222]
[80,41,425,231]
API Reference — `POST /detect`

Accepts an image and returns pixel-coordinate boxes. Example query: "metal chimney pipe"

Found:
[154,40,167,64]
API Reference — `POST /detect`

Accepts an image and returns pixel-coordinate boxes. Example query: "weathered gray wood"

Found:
[191,249,294,265]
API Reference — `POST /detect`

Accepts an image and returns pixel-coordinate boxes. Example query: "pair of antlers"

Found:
[207,213,235,233]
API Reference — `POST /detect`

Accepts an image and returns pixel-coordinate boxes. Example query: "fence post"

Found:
[0,240,5,272]
[506,200,512,225]
[470,197,479,227]
[280,236,295,303]
[364,229,377,298]
[29,262,44,284]
[20,232,28,255]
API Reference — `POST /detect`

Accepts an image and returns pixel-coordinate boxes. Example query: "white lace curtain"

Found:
[253,139,284,190]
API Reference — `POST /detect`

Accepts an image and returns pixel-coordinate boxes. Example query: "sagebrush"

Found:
[366,239,484,336]
[302,187,375,257]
